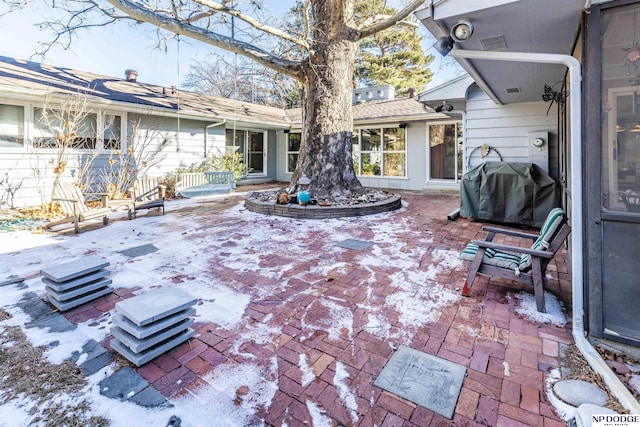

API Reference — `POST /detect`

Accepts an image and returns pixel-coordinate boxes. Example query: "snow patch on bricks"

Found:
[512,291,567,327]
[306,399,332,427]
[299,354,316,387]
[334,361,359,424]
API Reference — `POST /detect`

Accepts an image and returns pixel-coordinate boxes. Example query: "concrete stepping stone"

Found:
[374,345,466,419]
[41,257,109,282]
[70,339,113,376]
[110,287,197,366]
[117,244,158,258]
[130,385,172,408]
[112,317,194,353]
[43,269,109,292]
[114,287,197,327]
[111,329,195,367]
[16,292,76,332]
[553,379,609,407]
[112,307,196,339]
[99,367,151,401]
[0,275,24,287]
[46,278,113,302]
[575,403,618,427]
[41,257,113,312]
[336,238,375,251]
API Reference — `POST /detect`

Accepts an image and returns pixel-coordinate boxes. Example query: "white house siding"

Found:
[274,122,429,191]
[126,113,225,179]
[0,109,227,208]
[464,86,559,179]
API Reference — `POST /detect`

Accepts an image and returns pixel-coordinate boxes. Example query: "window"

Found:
[103,114,122,150]
[0,104,24,147]
[34,108,97,149]
[428,123,463,181]
[287,132,301,173]
[353,127,406,177]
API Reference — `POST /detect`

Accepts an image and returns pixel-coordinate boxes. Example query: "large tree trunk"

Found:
[290,0,364,199]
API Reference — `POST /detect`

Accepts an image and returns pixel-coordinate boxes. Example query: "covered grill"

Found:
[460,162,560,228]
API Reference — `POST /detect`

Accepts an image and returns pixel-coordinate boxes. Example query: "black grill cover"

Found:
[460,162,559,228]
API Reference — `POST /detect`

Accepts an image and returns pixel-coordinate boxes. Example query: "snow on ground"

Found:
[0,194,467,425]
[513,291,568,327]
[334,361,358,424]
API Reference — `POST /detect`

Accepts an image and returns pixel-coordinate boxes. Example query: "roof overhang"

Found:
[416,0,585,105]
[418,74,475,111]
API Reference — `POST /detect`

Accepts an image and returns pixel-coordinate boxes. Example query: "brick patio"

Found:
[60,188,573,426]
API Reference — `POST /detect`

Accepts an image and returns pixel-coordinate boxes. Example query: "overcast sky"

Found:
[0,1,458,91]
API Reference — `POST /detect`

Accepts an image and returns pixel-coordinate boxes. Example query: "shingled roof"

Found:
[0,56,290,126]
[0,56,444,127]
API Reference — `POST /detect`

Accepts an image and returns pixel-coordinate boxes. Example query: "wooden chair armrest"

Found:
[52,197,79,203]
[84,192,110,208]
[158,185,167,199]
[470,240,554,258]
[481,226,539,240]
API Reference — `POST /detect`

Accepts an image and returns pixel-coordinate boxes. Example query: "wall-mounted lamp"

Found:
[434,101,454,113]
[399,122,407,129]
[433,36,454,57]
[450,20,474,42]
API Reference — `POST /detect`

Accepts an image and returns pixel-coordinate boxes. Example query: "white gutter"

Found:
[450,49,640,413]
[204,120,226,158]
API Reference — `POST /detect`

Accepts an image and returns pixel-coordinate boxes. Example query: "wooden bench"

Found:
[175,171,235,198]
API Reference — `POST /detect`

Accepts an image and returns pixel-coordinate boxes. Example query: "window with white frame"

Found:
[287,132,301,173]
[353,127,406,177]
[33,107,98,149]
[103,114,122,150]
[0,103,24,147]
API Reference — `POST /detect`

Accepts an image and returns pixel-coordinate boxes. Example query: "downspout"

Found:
[204,119,226,158]
[450,49,640,413]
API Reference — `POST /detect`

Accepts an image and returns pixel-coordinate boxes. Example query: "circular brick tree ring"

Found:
[244,193,402,219]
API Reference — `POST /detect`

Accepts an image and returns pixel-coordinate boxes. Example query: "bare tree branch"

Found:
[105,0,305,79]
[357,0,424,39]
[194,0,310,50]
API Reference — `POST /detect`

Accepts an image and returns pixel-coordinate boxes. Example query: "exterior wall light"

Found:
[433,36,454,56]
[450,20,473,42]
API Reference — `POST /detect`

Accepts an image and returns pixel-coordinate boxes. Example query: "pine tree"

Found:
[355,0,433,95]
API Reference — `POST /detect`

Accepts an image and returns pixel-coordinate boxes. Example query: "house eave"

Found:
[0,85,292,128]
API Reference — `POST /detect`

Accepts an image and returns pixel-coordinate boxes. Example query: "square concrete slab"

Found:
[110,328,195,366]
[117,244,159,258]
[374,345,467,419]
[335,238,375,251]
[41,257,109,282]
[113,307,196,339]
[115,287,197,327]
[43,269,110,292]
[111,318,194,353]
[46,278,113,302]
[47,286,113,312]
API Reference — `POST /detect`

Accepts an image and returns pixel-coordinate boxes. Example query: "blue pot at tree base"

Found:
[297,190,311,205]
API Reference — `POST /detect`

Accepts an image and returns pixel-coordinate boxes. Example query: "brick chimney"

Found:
[407,87,416,98]
[125,69,138,82]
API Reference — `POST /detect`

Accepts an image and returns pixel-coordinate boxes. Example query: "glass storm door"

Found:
[428,123,463,181]
[225,129,266,176]
[247,131,264,175]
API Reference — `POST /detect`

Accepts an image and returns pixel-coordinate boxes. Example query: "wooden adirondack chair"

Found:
[128,175,166,220]
[45,181,110,233]
[459,207,571,312]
